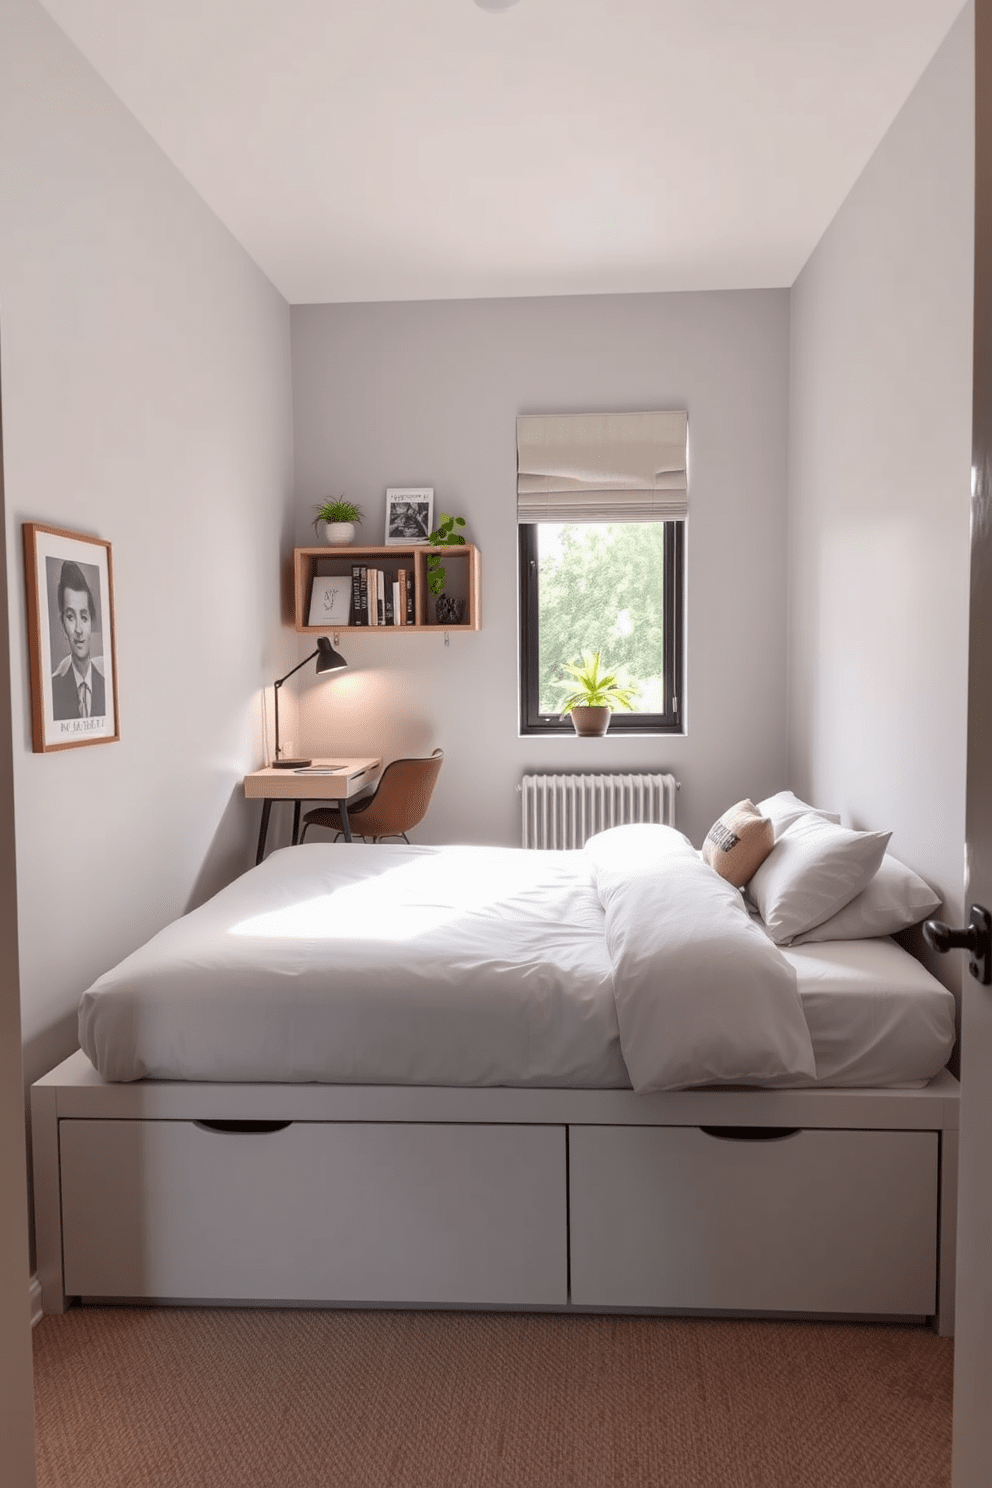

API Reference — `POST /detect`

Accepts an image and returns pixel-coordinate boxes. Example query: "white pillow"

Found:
[789,853,941,944]
[757,790,841,840]
[748,812,892,945]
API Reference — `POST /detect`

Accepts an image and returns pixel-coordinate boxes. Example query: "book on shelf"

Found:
[356,566,370,626]
[339,563,420,628]
[351,565,366,625]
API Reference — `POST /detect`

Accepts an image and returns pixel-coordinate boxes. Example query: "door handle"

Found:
[923,904,992,985]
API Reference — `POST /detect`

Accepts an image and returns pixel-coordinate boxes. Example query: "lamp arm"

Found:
[272,648,320,762]
[273,648,321,689]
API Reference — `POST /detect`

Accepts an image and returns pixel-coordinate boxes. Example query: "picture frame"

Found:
[22,523,120,753]
[308,573,352,628]
[384,487,434,546]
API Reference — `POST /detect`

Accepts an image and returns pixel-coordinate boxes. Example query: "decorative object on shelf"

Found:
[22,522,121,753]
[313,497,364,545]
[272,637,347,768]
[308,575,352,627]
[556,650,638,737]
[385,488,433,545]
[426,513,467,608]
[434,595,466,626]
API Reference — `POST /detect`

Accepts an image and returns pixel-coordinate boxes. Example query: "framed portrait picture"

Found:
[384,488,434,546]
[22,523,120,752]
[308,574,352,627]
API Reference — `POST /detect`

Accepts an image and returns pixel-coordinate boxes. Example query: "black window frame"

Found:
[518,520,684,736]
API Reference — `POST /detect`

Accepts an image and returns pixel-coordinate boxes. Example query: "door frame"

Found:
[952,3,992,1483]
[0,330,37,1482]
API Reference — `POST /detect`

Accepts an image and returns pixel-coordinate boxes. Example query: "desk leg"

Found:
[292,800,302,845]
[255,799,273,866]
[339,801,352,842]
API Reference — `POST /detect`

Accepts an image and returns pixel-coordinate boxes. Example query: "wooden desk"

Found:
[244,757,382,863]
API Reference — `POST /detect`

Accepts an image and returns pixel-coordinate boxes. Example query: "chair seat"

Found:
[300,750,443,845]
[302,801,379,836]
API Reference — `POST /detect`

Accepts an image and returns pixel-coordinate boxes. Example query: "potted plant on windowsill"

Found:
[556,651,639,736]
[313,497,364,545]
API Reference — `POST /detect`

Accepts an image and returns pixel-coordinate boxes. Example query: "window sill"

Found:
[518,728,687,741]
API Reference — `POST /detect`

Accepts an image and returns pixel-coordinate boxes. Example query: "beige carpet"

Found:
[33,1307,953,1488]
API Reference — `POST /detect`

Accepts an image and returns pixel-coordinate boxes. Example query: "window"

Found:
[516,409,687,737]
[519,520,683,734]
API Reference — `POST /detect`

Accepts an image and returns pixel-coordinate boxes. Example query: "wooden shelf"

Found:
[294,544,481,633]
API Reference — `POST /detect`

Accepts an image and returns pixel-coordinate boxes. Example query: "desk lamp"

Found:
[272,637,347,768]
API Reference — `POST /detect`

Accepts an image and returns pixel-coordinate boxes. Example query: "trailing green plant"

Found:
[426,513,466,596]
[313,496,364,532]
[555,650,639,714]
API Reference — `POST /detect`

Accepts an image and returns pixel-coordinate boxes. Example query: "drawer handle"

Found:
[700,1125,801,1142]
[193,1119,293,1135]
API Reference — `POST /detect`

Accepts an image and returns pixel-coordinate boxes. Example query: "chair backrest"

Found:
[355,749,444,840]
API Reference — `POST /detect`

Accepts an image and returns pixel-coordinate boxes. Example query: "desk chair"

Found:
[299,749,444,844]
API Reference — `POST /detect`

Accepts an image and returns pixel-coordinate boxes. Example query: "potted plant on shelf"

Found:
[313,497,364,545]
[556,651,639,736]
[426,512,467,624]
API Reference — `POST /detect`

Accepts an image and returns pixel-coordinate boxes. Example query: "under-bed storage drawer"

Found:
[569,1125,938,1316]
[59,1119,567,1305]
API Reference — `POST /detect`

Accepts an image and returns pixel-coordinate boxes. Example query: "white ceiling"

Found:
[38,0,969,305]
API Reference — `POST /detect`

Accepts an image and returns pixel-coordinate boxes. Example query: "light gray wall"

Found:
[788,7,974,959]
[291,290,791,850]
[0,0,295,1094]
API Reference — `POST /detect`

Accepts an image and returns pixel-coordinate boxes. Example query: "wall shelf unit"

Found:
[294,544,481,634]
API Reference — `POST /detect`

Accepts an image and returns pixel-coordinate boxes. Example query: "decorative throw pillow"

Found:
[756,790,841,840]
[747,812,892,945]
[701,799,775,887]
[789,853,941,944]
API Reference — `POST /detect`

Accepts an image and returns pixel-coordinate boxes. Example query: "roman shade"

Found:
[516,410,688,523]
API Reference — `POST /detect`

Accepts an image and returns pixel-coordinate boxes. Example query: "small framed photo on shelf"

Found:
[384,487,433,545]
[22,522,120,753]
[308,574,352,627]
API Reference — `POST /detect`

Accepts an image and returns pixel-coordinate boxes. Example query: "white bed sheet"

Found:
[782,938,956,1088]
[77,840,956,1089]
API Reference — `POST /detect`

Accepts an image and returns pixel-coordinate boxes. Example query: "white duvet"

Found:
[79,825,816,1090]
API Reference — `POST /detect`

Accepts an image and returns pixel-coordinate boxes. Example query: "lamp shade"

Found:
[315,637,347,674]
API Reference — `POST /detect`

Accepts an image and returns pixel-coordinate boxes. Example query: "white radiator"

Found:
[520,773,678,850]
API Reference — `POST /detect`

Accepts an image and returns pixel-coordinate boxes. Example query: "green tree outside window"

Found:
[536,524,667,714]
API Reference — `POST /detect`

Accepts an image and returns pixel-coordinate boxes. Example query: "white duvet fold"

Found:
[586,825,817,1091]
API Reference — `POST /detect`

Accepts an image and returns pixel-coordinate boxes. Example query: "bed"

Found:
[31,798,960,1334]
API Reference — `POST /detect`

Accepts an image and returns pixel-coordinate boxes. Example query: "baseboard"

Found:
[29,1274,42,1328]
